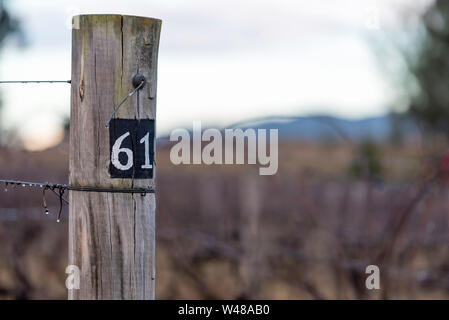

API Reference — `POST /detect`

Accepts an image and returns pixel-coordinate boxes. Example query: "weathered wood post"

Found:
[68,14,161,299]
[238,176,262,298]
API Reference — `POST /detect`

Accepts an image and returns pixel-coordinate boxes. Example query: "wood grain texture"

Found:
[68,14,161,300]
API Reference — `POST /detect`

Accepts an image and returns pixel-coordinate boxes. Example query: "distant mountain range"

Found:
[231,114,420,142]
[159,114,421,143]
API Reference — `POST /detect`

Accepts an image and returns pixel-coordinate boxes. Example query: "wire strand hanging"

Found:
[0,179,155,222]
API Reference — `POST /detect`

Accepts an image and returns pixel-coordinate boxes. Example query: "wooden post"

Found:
[238,176,262,299]
[68,14,161,299]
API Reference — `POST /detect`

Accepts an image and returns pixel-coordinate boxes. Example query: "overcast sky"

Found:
[0,0,432,150]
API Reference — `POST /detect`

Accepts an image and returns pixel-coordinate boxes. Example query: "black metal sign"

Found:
[109,119,154,179]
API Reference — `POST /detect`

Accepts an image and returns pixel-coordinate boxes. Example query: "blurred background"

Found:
[1,0,449,299]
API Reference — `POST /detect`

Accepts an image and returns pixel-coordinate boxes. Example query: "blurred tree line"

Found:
[0,0,18,45]
[407,0,449,134]
[0,0,20,146]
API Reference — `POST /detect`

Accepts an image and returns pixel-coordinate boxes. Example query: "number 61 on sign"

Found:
[109,119,155,179]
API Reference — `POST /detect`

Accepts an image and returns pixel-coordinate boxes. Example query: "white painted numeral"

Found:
[140,132,152,169]
[111,132,133,170]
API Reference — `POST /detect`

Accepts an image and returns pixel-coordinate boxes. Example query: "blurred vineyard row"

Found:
[0,137,449,299]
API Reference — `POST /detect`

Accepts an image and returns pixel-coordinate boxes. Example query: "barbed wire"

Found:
[1,180,68,222]
[0,77,153,222]
[0,179,155,222]
[0,80,71,84]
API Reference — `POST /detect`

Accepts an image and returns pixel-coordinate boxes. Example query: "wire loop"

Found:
[105,80,145,128]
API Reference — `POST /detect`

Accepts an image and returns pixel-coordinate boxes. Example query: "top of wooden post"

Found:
[72,14,162,26]
[69,14,161,189]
